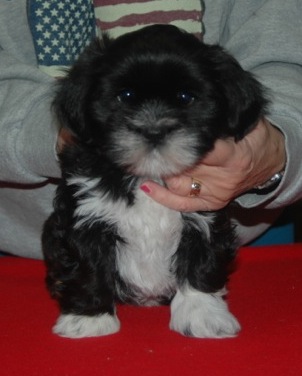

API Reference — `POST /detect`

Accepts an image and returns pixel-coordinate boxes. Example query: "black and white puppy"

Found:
[42,24,267,339]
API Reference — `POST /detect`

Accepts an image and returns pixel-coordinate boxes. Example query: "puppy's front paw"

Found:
[170,287,240,338]
[53,313,121,338]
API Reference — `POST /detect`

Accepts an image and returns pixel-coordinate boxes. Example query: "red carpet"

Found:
[1,244,302,376]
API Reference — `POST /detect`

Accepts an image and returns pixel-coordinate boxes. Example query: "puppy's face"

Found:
[94,53,216,178]
[55,25,267,179]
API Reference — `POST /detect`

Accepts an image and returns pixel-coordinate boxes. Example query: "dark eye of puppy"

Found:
[176,91,195,106]
[117,89,136,104]
[116,89,195,106]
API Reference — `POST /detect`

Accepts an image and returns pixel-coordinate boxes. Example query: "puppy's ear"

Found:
[204,45,268,140]
[53,37,111,142]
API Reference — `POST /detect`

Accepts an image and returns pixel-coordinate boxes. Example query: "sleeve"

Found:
[0,50,61,184]
[205,0,302,210]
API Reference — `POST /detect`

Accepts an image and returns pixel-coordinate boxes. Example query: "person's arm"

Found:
[218,0,302,209]
[0,50,60,184]
[0,0,60,184]
[141,0,302,211]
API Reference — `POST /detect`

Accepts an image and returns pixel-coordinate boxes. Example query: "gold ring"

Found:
[189,177,202,197]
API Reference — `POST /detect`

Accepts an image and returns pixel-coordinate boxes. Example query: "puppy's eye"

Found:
[176,91,195,106]
[117,89,136,103]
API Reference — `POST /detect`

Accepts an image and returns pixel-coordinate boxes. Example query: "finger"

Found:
[165,175,197,197]
[57,128,76,152]
[140,180,215,212]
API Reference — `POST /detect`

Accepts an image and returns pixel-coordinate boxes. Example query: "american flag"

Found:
[94,0,204,39]
[29,0,204,77]
[29,0,96,77]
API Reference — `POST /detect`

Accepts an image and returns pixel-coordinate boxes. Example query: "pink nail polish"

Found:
[140,184,151,194]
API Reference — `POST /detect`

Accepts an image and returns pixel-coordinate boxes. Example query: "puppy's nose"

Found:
[142,125,179,146]
[142,128,168,144]
[128,119,178,145]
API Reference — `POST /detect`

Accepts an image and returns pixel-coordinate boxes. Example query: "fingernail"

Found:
[140,184,151,194]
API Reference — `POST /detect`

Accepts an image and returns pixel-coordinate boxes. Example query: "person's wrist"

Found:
[252,119,286,192]
[253,169,285,191]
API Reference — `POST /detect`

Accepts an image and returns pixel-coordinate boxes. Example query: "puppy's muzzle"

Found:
[128,118,179,146]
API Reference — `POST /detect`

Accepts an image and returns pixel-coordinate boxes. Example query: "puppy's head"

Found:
[54,24,268,178]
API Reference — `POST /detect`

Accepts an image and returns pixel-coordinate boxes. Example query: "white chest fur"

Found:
[115,189,183,304]
[69,177,183,304]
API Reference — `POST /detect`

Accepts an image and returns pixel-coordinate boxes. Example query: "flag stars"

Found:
[44,31,51,39]
[30,0,95,66]
[51,24,59,32]
[36,38,44,46]
[51,38,59,47]
[57,2,65,10]
[42,2,50,10]
[36,23,43,32]
[50,9,59,17]
[44,46,51,54]
[52,53,60,61]
[43,16,51,24]
[35,9,43,17]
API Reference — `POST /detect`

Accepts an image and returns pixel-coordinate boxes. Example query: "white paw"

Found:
[53,313,121,338]
[170,287,240,338]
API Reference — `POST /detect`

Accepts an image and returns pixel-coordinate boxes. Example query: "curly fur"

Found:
[42,24,268,338]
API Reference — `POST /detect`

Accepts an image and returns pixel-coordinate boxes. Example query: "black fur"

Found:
[42,25,268,337]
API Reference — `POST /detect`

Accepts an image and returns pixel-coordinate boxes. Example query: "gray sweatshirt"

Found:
[1,0,302,258]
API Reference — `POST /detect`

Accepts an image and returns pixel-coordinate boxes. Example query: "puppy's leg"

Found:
[170,286,240,338]
[53,312,120,339]
[42,215,120,338]
[170,213,240,338]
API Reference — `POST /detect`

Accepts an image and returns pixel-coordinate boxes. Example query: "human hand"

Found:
[56,127,75,154]
[140,118,286,212]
